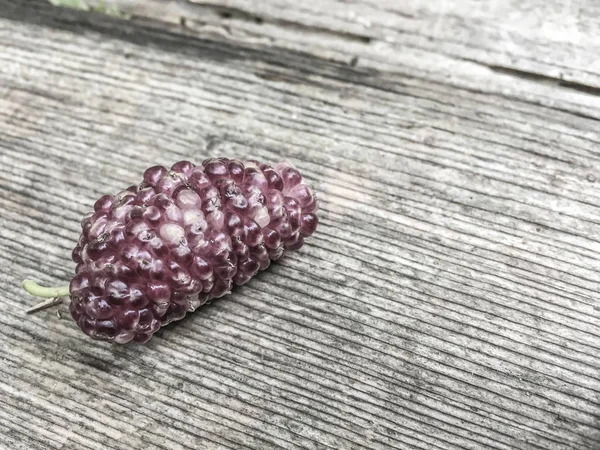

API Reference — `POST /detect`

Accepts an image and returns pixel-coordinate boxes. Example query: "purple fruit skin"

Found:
[69,159,318,344]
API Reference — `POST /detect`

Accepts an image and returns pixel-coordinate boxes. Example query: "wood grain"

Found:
[171,0,600,90]
[86,0,600,92]
[0,0,599,449]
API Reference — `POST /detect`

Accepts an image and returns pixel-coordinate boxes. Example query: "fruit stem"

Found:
[22,280,70,298]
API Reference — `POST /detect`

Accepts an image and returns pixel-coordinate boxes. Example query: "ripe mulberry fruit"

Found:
[23,158,318,344]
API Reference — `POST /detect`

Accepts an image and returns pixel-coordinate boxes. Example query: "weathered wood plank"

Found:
[0,1,599,449]
[182,0,600,88]
[73,0,600,124]
[77,0,600,95]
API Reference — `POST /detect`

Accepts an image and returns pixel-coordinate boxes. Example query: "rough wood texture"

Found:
[1,0,599,449]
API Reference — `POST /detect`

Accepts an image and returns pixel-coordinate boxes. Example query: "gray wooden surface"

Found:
[1,0,599,449]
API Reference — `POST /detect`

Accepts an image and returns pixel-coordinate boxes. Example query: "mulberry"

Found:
[23,159,318,344]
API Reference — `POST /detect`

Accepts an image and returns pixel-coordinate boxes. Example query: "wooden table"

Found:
[1,1,599,448]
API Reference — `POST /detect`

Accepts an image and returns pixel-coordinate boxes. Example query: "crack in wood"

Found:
[488,65,600,98]
[182,0,372,44]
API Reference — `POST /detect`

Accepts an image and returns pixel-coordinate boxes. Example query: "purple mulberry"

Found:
[24,159,318,344]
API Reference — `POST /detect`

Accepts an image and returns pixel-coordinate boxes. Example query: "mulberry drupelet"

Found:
[23,158,318,344]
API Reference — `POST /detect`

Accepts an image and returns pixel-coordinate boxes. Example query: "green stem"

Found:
[22,280,70,298]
